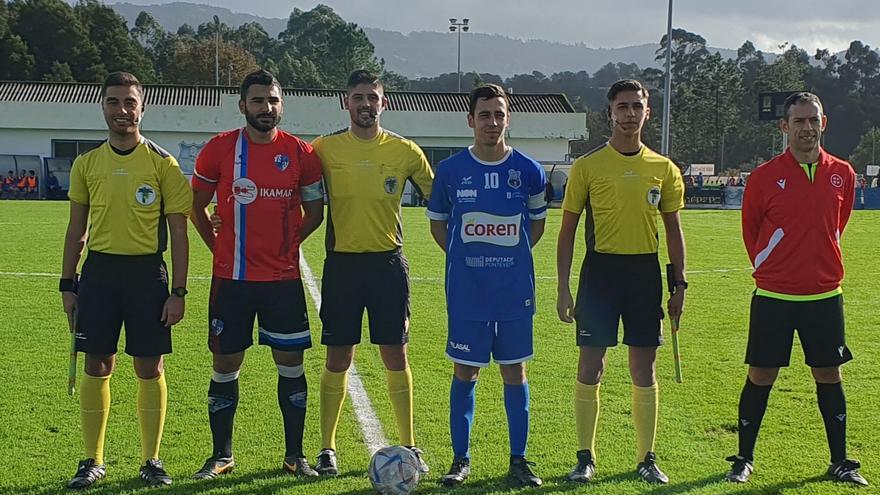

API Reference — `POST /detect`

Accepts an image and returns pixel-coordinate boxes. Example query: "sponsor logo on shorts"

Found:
[274,154,290,171]
[75,332,87,340]
[449,341,471,352]
[464,255,515,268]
[838,346,845,357]
[135,184,157,206]
[578,330,591,337]
[158,264,168,284]
[836,413,846,422]
[211,318,225,335]
[507,169,522,189]
[461,212,520,247]
[232,177,258,204]
[830,174,843,188]
[647,185,661,206]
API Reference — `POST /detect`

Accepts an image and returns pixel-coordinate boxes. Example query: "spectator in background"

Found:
[736,177,745,186]
[26,170,38,198]
[685,176,695,188]
[46,171,61,197]
[728,176,736,186]
[2,170,14,198]
[15,170,27,199]
[871,175,878,188]
[696,172,704,190]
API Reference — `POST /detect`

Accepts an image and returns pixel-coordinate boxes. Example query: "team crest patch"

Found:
[830,174,843,188]
[507,169,522,189]
[232,177,258,204]
[274,154,290,171]
[211,318,225,336]
[384,176,398,194]
[647,185,662,206]
[135,184,157,206]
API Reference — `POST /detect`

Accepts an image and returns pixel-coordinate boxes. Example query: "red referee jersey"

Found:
[742,148,855,295]
[193,128,323,281]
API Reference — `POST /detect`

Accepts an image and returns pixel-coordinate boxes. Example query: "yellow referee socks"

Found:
[632,383,659,463]
[387,367,415,447]
[80,373,111,465]
[320,368,348,451]
[575,380,600,457]
[137,373,167,462]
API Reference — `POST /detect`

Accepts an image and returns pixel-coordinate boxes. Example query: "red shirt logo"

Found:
[830,174,843,188]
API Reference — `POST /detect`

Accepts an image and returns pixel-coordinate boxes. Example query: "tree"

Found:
[0,1,35,79]
[164,37,259,86]
[278,5,381,88]
[9,0,102,81]
[850,127,880,173]
[75,0,156,82]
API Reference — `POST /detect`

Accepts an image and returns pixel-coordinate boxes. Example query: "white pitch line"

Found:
[299,250,389,455]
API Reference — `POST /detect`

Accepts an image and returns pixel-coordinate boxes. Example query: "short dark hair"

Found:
[783,91,823,119]
[240,69,281,100]
[607,79,649,103]
[28,170,35,174]
[468,84,510,116]
[347,70,384,92]
[101,71,144,101]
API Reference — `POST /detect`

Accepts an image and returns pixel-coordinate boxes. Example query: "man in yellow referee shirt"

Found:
[556,79,686,484]
[60,72,192,489]
[311,70,434,475]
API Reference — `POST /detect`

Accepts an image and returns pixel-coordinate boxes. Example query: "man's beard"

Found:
[246,111,280,132]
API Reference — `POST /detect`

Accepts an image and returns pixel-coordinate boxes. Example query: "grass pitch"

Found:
[1,201,878,494]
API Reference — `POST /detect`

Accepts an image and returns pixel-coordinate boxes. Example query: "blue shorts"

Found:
[446,316,533,368]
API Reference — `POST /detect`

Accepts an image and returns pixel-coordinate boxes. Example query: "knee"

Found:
[84,354,114,377]
[272,350,304,368]
[811,366,841,384]
[578,360,604,385]
[500,364,526,385]
[748,367,779,386]
[133,357,163,379]
[454,365,480,382]
[213,352,244,374]
[325,347,353,373]
[380,346,408,371]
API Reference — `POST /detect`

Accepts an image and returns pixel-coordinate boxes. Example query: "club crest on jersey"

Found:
[274,154,290,171]
[232,177,258,204]
[830,174,843,188]
[135,184,157,206]
[507,169,522,189]
[384,176,398,194]
[647,185,661,206]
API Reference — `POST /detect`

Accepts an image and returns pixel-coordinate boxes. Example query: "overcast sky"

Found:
[109,0,879,53]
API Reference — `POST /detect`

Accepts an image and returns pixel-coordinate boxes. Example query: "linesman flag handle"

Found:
[67,309,77,396]
[665,263,683,383]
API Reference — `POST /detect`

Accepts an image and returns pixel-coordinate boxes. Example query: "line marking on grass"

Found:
[299,249,389,455]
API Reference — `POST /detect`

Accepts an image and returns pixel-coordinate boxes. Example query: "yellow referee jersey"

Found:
[312,128,434,253]
[68,139,192,255]
[562,143,684,255]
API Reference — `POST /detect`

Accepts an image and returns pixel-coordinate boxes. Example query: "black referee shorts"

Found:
[574,251,664,348]
[319,249,410,346]
[746,293,852,368]
[75,252,172,357]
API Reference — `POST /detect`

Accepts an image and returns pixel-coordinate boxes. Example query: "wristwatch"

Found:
[59,277,79,294]
[672,280,689,294]
[171,287,188,298]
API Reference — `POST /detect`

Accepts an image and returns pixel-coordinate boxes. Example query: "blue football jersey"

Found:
[427,147,548,321]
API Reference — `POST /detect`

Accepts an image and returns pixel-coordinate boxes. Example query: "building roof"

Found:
[0,81,575,113]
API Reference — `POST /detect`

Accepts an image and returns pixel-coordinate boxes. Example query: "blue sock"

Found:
[504,382,530,457]
[450,376,476,460]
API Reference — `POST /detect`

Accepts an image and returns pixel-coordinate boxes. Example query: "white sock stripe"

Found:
[212,370,240,383]
[277,364,304,378]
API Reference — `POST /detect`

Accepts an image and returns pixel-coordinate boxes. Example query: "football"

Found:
[367,446,421,495]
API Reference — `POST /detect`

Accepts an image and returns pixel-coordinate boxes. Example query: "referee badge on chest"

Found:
[647,185,661,207]
[384,176,398,194]
[274,154,290,171]
[135,184,157,206]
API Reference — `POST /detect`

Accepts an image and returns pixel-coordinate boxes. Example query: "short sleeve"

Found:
[660,160,685,213]
[561,159,588,214]
[67,155,89,205]
[526,161,548,220]
[192,139,220,192]
[408,143,434,200]
[160,156,194,216]
[426,163,450,221]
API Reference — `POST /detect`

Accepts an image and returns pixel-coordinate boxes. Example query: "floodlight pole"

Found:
[449,18,470,93]
[214,15,220,86]
[661,0,673,156]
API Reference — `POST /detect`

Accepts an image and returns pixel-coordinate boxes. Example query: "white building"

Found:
[0,81,586,199]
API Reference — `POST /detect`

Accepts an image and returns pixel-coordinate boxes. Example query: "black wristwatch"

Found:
[672,280,689,293]
[59,277,79,294]
[170,287,188,298]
